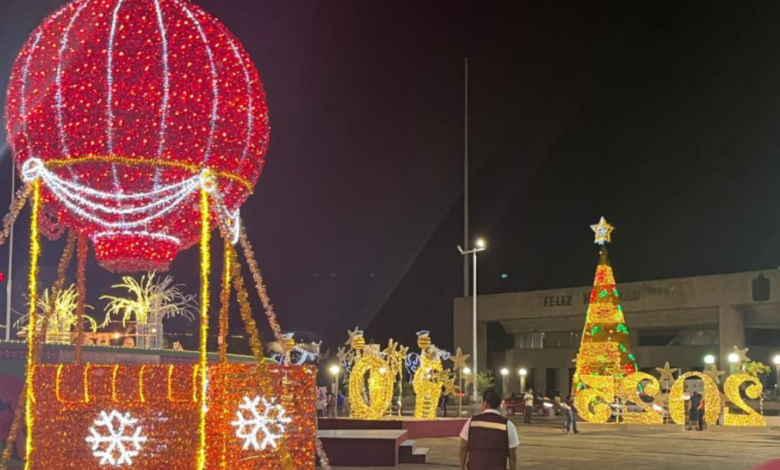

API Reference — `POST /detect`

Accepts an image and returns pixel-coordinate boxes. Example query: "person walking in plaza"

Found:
[459,389,519,470]
[688,391,702,431]
[523,388,534,424]
[563,394,578,434]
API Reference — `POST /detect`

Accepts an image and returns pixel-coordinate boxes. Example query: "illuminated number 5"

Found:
[723,373,766,427]
[574,375,614,423]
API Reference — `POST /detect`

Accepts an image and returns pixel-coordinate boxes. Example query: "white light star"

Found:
[86,410,148,466]
[590,216,614,245]
[231,395,292,451]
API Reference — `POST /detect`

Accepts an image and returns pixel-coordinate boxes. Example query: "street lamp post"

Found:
[329,365,340,417]
[500,368,509,396]
[773,355,780,398]
[458,238,486,405]
[727,352,739,375]
[704,355,715,366]
[518,368,528,393]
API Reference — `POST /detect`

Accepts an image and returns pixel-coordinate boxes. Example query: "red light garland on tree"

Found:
[5,0,270,272]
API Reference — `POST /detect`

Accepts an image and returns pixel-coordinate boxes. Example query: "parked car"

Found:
[501,393,553,416]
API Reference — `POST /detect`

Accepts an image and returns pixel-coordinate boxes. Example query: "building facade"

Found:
[453,270,780,398]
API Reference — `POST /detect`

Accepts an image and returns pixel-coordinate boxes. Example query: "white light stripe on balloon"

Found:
[44,175,198,216]
[152,0,170,190]
[224,33,254,167]
[175,0,219,164]
[19,5,71,159]
[94,231,181,245]
[106,0,125,190]
[22,158,202,230]
[56,0,89,161]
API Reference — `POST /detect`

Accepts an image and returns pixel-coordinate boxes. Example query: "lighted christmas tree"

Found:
[573,217,638,394]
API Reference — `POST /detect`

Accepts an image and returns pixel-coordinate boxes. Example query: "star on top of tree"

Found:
[449,347,470,371]
[703,364,726,385]
[344,326,362,346]
[655,361,678,383]
[590,217,614,245]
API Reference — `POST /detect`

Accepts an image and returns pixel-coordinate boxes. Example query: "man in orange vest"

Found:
[459,389,519,470]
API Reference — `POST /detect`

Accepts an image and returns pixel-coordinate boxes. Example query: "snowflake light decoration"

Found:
[86,410,148,466]
[231,395,292,451]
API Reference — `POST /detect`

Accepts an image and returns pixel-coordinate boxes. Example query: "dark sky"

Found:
[3,1,780,352]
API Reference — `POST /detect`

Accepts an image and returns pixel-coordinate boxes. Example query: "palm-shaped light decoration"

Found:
[16,285,97,344]
[101,272,197,349]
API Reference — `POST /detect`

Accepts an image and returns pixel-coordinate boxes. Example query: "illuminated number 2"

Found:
[621,372,663,424]
[574,375,614,423]
[723,373,766,427]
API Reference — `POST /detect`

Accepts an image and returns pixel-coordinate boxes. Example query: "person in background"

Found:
[563,394,578,434]
[337,391,345,417]
[459,389,518,470]
[697,395,705,431]
[523,388,534,424]
[688,391,702,431]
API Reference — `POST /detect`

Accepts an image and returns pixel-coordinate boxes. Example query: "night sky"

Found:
[2,1,780,353]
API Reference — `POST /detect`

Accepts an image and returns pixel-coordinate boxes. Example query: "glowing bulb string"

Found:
[74,235,88,364]
[23,181,41,470]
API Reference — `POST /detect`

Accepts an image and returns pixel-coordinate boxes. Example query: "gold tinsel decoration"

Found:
[218,241,231,362]
[239,227,284,345]
[74,234,88,364]
[226,243,264,361]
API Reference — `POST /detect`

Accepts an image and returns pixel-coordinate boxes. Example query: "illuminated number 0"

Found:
[668,372,721,425]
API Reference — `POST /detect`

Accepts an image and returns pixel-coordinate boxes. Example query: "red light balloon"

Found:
[5,0,270,272]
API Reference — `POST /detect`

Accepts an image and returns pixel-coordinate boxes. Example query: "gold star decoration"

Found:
[591,216,614,245]
[336,346,348,364]
[449,347,470,371]
[655,361,678,383]
[397,344,409,361]
[345,326,362,346]
[732,345,750,365]
[443,378,458,397]
[383,338,398,357]
[703,364,726,385]
[463,373,474,387]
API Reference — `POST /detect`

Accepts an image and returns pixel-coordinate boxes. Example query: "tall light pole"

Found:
[518,368,528,393]
[4,162,14,341]
[458,238,486,404]
[773,355,780,398]
[728,352,739,375]
[329,364,340,417]
[500,368,509,396]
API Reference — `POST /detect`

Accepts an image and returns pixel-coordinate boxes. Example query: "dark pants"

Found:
[524,406,532,424]
[565,408,577,432]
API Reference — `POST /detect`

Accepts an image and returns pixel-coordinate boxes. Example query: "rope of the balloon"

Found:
[237,227,283,346]
[225,243,264,361]
[0,185,32,261]
[74,235,88,364]
[218,240,231,363]
[196,184,210,470]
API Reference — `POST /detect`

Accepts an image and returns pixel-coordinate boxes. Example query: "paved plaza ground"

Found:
[331,417,780,470]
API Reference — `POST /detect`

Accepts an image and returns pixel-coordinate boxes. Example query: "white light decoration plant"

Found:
[15,284,97,344]
[101,272,197,349]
